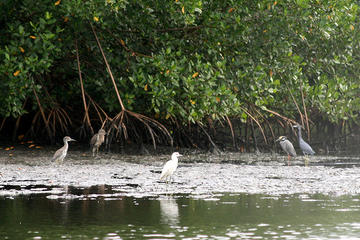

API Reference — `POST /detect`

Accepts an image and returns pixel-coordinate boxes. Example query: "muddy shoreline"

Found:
[1,148,360,198]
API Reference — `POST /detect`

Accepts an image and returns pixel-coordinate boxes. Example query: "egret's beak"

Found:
[70,138,76,142]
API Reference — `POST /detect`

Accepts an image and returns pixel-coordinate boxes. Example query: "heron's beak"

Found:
[70,138,76,142]
[275,136,283,142]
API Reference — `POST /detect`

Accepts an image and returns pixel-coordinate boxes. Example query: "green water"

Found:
[1,191,360,239]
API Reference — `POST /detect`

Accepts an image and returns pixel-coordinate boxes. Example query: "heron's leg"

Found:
[287,155,291,166]
[304,153,309,167]
[92,147,96,157]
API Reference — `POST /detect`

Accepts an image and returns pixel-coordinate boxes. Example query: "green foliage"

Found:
[0,0,359,127]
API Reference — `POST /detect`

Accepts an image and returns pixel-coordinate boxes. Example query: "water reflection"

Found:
[47,185,127,226]
[1,192,360,239]
[159,197,179,225]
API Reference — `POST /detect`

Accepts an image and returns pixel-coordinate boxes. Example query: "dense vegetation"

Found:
[1,0,359,151]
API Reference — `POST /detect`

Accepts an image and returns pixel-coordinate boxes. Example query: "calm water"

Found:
[1,187,360,239]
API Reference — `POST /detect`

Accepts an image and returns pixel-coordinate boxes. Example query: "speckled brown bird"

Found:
[90,129,106,157]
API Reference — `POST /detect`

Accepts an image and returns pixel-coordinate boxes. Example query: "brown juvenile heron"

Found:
[90,129,106,157]
[51,136,76,163]
[276,136,297,166]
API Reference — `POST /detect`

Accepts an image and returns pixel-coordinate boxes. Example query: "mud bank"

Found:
[1,150,360,197]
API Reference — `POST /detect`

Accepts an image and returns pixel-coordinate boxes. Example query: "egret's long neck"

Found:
[171,155,178,163]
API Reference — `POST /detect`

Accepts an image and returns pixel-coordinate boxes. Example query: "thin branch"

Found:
[91,23,173,149]
[284,80,304,125]
[33,88,53,139]
[240,106,267,144]
[261,108,297,124]
[0,118,6,132]
[251,106,276,141]
[199,124,221,154]
[225,115,237,149]
[75,39,93,135]
[299,79,311,140]
[90,23,126,111]
[157,25,206,32]
[104,29,153,58]
[12,98,27,142]
[85,92,112,121]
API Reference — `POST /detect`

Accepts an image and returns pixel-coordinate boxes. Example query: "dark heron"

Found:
[51,136,76,163]
[90,129,106,157]
[293,124,315,156]
[275,136,297,166]
[160,152,182,183]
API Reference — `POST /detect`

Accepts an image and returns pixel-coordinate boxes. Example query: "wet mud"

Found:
[1,149,360,198]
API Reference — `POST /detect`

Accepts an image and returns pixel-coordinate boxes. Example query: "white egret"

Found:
[160,152,182,183]
[51,136,76,163]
